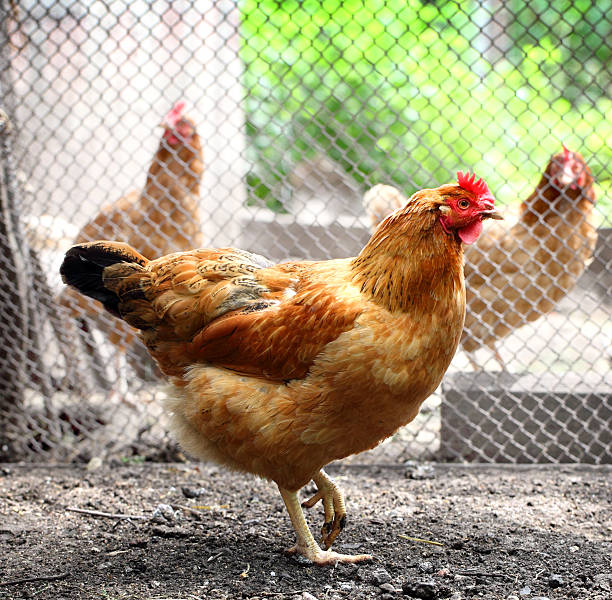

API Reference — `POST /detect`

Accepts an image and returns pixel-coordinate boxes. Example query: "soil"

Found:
[0,462,610,600]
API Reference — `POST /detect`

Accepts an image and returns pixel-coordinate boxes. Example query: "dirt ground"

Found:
[0,462,610,600]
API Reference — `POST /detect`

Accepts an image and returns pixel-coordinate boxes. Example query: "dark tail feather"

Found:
[60,241,148,318]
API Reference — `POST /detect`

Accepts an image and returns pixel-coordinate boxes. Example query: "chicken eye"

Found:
[458,199,470,210]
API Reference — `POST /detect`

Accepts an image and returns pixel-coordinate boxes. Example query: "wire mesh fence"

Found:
[1,0,610,464]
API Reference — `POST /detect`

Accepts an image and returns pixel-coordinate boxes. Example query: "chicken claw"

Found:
[279,485,372,566]
[285,544,372,566]
[301,470,347,550]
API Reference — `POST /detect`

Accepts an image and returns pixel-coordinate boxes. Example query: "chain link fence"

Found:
[1,0,610,464]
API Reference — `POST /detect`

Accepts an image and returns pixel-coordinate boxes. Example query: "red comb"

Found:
[164,101,186,127]
[562,143,571,162]
[456,171,493,201]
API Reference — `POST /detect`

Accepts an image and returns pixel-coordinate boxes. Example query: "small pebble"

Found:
[406,464,436,480]
[379,582,396,593]
[300,593,318,600]
[402,578,437,599]
[371,567,392,585]
[181,486,206,499]
[86,457,103,471]
[290,554,312,566]
[419,561,435,574]
[151,503,176,523]
[519,586,531,596]
[548,574,564,588]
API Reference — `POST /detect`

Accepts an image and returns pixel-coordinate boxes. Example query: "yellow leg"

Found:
[278,486,372,566]
[301,470,347,549]
[467,351,481,371]
[492,345,506,371]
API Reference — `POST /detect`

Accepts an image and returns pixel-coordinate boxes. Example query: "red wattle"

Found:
[457,219,483,245]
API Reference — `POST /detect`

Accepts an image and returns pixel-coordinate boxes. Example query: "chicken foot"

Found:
[301,470,346,549]
[278,484,372,566]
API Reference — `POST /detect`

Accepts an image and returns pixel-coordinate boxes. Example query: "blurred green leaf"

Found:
[241,0,612,219]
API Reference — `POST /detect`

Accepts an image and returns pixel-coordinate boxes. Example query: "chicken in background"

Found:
[58,102,204,381]
[362,182,406,233]
[363,147,598,369]
[60,173,500,565]
[462,146,597,367]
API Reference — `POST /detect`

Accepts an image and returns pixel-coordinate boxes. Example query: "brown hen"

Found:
[60,174,500,564]
[59,102,204,374]
[462,147,597,367]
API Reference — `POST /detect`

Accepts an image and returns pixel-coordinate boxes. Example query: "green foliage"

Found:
[241,0,612,221]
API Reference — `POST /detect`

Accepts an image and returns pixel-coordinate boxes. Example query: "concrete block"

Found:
[440,371,612,463]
